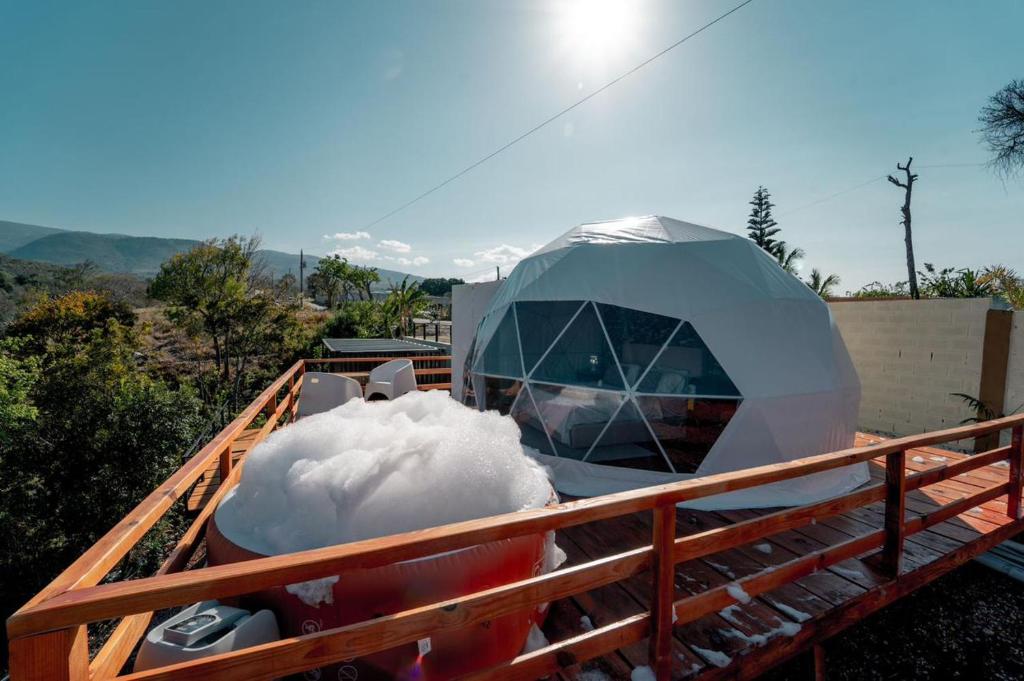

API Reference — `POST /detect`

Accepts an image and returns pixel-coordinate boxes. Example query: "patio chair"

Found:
[296,372,363,419]
[365,359,417,401]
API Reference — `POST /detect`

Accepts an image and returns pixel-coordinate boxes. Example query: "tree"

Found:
[773,241,805,275]
[806,269,840,299]
[980,264,1024,310]
[1,298,201,643]
[6,290,135,356]
[382,277,428,338]
[310,255,348,308]
[148,236,299,407]
[346,264,380,301]
[322,300,385,339]
[746,186,780,253]
[918,264,992,299]
[419,278,464,297]
[887,157,921,300]
[979,79,1024,176]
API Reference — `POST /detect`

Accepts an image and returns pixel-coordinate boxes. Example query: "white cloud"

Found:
[330,245,378,261]
[378,239,412,253]
[453,258,475,268]
[325,231,371,241]
[396,256,429,267]
[474,244,540,265]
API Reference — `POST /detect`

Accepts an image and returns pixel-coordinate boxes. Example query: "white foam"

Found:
[832,565,867,581]
[631,666,657,681]
[523,624,549,653]
[930,456,948,463]
[284,575,339,607]
[766,599,811,623]
[912,456,926,464]
[577,670,611,681]
[216,391,554,555]
[580,615,595,631]
[726,583,751,604]
[753,543,773,554]
[693,646,732,668]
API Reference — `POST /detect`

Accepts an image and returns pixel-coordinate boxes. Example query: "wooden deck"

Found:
[542,434,1022,680]
[8,356,1023,681]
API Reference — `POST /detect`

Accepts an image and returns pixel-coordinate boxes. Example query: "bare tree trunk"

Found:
[887,157,920,299]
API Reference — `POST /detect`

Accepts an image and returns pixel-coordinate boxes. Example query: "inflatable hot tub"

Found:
[207,488,550,680]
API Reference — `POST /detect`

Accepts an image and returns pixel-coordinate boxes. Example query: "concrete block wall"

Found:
[828,298,993,438]
[1007,313,1024,415]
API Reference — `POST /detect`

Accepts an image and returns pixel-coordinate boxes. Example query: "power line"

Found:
[360,0,759,231]
[779,162,987,217]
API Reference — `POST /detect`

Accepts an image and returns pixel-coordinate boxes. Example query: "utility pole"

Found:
[496,266,500,281]
[887,157,920,299]
[299,249,306,306]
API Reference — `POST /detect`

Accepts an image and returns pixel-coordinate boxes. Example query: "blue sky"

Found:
[1,0,1021,290]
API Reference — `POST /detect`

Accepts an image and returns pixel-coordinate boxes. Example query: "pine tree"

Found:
[747,186,780,253]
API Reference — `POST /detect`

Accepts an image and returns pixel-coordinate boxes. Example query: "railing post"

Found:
[218,442,232,481]
[8,626,89,681]
[649,504,676,681]
[881,449,907,578]
[1008,425,1024,520]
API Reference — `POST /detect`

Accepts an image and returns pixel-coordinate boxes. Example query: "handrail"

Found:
[9,414,1024,637]
[6,356,1024,681]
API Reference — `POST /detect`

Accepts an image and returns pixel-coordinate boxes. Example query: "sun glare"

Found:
[557,0,638,62]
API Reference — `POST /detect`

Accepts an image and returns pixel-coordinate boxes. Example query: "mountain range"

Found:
[0,220,420,289]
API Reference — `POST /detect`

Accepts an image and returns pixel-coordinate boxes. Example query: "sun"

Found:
[556,0,638,62]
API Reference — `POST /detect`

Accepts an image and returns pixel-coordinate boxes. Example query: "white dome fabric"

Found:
[462,216,868,509]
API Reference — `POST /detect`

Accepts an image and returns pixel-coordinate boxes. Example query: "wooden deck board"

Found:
[542,433,1022,680]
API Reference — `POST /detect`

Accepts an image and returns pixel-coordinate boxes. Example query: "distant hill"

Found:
[9,231,197,276]
[0,221,421,289]
[0,220,66,252]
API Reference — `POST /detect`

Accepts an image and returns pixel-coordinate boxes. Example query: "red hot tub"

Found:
[207,497,549,680]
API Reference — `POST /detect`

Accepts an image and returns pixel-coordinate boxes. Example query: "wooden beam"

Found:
[976,309,1013,452]
[110,547,652,681]
[812,643,825,681]
[1008,425,1023,519]
[8,626,88,681]
[453,614,650,681]
[881,449,907,578]
[673,483,885,564]
[671,529,884,628]
[305,356,452,364]
[14,414,1024,638]
[649,505,676,681]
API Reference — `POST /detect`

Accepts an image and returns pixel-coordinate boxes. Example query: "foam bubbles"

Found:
[216,391,554,555]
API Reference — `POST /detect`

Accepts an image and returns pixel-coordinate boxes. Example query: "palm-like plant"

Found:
[382,277,429,338]
[980,264,1024,309]
[773,241,805,275]
[806,269,840,299]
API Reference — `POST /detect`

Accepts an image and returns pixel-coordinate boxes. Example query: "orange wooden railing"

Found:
[6,358,1024,681]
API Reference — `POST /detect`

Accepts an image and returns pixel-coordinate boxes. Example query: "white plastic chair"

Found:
[296,372,363,419]
[365,359,417,400]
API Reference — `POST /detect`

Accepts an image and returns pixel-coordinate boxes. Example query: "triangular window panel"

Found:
[530,381,623,460]
[584,397,672,473]
[636,322,740,397]
[532,303,624,390]
[509,385,555,455]
[515,300,586,374]
[475,307,523,378]
[635,396,741,474]
[595,303,679,388]
[479,375,523,415]
[461,338,477,407]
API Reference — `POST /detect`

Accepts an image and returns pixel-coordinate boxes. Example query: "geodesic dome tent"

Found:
[461,216,868,508]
